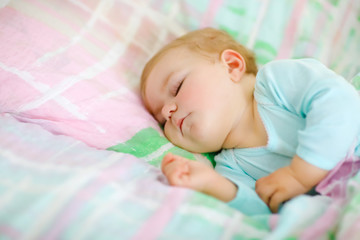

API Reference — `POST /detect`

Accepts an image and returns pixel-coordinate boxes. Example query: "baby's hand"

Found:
[255,166,308,213]
[161,153,238,202]
[255,155,328,213]
[161,153,215,193]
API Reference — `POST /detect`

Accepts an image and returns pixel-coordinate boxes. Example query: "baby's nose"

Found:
[162,102,177,120]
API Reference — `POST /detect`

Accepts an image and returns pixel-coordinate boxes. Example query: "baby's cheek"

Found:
[178,84,204,103]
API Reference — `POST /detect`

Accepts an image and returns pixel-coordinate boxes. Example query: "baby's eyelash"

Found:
[173,79,184,96]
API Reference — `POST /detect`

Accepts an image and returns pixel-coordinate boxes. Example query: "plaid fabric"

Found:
[1,0,360,239]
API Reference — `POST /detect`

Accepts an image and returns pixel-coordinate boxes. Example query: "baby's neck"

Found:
[222,74,268,149]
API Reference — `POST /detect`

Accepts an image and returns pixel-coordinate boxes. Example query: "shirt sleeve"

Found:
[256,59,360,170]
[215,156,271,215]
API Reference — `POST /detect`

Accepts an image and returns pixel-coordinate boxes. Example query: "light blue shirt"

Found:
[215,59,360,215]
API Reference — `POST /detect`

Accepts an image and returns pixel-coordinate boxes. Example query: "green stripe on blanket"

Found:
[108,127,216,167]
[108,128,191,166]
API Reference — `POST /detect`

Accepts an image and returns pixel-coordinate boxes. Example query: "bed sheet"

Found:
[0,113,254,239]
[1,0,360,239]
[2,113,360,239]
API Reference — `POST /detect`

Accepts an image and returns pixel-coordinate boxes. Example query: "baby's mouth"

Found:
[179,117,185,134]
[179,116,187,136]
[179,114,190,136]
[175,113,190,136]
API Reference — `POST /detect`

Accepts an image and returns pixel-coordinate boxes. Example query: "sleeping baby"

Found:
[140,28,360,215]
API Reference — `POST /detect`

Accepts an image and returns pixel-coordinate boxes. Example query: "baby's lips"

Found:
[176,114,189,135]
[173,117,183,132]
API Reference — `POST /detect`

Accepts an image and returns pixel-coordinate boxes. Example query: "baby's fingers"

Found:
[268,192,284,213]
[161,153,174,170]
[255,178,274,206]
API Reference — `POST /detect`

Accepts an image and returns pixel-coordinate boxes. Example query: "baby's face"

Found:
[143,47,245,153]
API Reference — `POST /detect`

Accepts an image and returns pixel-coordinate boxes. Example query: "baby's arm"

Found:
[255,155,328,212]
[161,153,237,202]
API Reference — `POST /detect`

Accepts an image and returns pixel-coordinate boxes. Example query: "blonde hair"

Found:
[140,28,258,103]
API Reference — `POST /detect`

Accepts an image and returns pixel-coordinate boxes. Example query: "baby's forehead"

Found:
[148,48,189,76]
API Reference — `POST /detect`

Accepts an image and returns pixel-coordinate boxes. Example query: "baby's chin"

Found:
[166,125,224,153]
[172,137,222,154]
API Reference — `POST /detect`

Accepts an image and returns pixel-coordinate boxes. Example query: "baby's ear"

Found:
[220,49,246,82]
